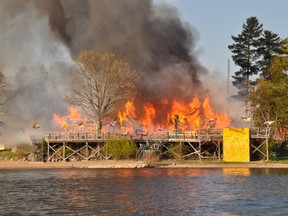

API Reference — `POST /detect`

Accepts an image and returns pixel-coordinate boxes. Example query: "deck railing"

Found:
[250,127,271,138]
[44,132,105,142]
[43,127,272,143]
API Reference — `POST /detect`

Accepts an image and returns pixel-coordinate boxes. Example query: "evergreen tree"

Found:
[258,31,287,79]
[228,17,263,99]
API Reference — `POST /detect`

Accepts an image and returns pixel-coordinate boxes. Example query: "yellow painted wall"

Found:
[223,128,250,162]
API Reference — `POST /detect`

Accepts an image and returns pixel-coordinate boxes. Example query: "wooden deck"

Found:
[31,127,272,162]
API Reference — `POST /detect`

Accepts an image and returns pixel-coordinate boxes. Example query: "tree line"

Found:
[228,16,288,132]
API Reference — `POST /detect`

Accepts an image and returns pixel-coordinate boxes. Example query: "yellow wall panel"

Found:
[223,128,250,162]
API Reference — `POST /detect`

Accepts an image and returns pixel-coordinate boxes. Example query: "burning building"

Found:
[53,94,230,136]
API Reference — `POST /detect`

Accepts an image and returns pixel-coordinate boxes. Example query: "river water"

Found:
[0,168,288,215]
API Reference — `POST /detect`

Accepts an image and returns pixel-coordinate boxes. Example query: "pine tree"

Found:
[258,30,287,79]
[228,17,263,99]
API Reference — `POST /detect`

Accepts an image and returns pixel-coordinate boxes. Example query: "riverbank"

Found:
[1,160,288,169]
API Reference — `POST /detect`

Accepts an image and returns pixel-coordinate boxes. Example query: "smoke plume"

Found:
[44,0,208,121]
[41,0,207,98]
[0,0,232,146]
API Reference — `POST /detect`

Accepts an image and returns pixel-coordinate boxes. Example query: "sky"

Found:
[158,0,288,80]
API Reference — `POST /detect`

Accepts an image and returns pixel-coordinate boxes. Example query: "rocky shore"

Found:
[1,160,288,169]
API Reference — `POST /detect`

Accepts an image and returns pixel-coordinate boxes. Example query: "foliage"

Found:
[0,66,7,131]
[65,51,140,131]
[257,31,288,79]
[0,144,34,160]
[0,150,16,159]
[228,16,263,99]
[104,138,137,160]
[250,56,288,127]
[229,16,288,130]
[14,144,34,158]
[275,141,288,159]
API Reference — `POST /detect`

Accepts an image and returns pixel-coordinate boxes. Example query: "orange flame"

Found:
[118,95,231,133]
[202,96,230,128]
[141,102,156,131]
[53,113,69,130]
[54,96,231,134]
[53,106,95,132]
[69,107,81,121]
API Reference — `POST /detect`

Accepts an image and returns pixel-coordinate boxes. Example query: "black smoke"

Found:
[32,0,208,117]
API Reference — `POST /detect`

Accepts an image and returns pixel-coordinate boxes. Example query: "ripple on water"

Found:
[0,168,288,215]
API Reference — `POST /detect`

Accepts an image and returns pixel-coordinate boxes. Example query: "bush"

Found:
[104,138,137,160]
[0,150,16,160]
[14,144,34,159]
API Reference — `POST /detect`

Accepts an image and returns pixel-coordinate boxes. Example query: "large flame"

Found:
[53,113,69,130]
[118,95,230,133]
[53,106,94,132]
[53,96,231,134]
[202,96,231,128]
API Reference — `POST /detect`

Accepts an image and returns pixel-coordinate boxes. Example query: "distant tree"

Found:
[228,17,263,99]
[258,31,288,79]
[65,51,140,131]
[0,66,6,99]
[250,56,288,128]
[0,67,7,129]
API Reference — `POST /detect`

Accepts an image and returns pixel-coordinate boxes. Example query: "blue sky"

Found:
[157,0,288,78]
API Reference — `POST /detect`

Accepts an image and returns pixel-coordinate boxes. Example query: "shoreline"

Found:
[1,160,288,169]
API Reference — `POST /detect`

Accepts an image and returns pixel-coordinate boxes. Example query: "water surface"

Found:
[1,168,288,215]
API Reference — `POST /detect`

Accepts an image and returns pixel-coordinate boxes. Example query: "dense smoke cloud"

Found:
[0,0,232,146]
[41,0,208,121]
[42,0,207,100]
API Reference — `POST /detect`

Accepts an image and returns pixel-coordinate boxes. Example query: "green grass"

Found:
[265,159,288,164]
[0,150,17,159]
[0,144,34,160]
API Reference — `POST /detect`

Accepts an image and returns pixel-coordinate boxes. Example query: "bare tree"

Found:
[66,50,140,131]
[0,67,7,129]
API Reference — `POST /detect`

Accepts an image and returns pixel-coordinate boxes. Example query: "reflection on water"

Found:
[1,168,288,215]
[222,168,251,176]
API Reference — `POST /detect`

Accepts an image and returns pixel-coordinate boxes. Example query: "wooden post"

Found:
[63,142,66,161]
[86,142,89,159]
[218,140,221,160]
[47,141,50,162]
[180,141,182,159]
[199,139,202,161]
[266,128,269,161]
